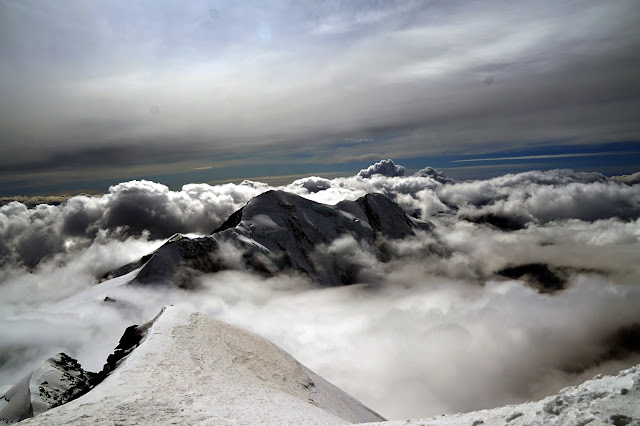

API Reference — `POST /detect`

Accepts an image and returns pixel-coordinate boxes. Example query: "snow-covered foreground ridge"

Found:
[5,306,640,425]
[367,366,640,426]
[15,306,385,425]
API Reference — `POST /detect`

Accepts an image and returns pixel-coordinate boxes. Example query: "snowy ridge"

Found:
[19,306,385,425]
[44,266,144,313]
[363,366,640,426]
[6,306,640,425]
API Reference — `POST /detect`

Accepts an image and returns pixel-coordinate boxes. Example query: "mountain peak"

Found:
[109,191,433,288]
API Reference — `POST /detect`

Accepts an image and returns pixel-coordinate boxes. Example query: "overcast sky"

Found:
[1,0,639,194]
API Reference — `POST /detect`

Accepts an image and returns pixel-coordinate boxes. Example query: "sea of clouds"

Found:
[1,160,640,419]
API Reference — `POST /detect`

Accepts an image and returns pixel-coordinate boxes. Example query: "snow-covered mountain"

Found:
[14,306,385,425]
[114,190,433,288]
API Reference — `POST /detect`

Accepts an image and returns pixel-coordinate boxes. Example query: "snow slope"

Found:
[363,366,640,426]
[19,306,385,425]
[0,353,95,425]
[43,266,144,313]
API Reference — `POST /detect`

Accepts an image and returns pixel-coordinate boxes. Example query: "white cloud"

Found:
[0,180,267,272]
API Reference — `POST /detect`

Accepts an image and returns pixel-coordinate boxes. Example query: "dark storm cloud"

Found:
[1,1,639,186]
[99,180,269,238]
[413,166,456,184]
[357,159,405,178]
[0,144,210,174]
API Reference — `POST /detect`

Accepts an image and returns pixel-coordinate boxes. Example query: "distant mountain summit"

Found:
[111,190,433,288]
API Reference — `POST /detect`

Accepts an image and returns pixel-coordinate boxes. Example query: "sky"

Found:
[1,0,640,195]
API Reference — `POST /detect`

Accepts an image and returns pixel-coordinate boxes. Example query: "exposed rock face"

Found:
[0,353,96,424]
[336,193,426,240]
[495,263,604,294]
[100,253,153,282]
[497,263,568,293]
[132,234,222,288]
[96,318,154,381]
[460,212,528,231]
[115,190,433,287]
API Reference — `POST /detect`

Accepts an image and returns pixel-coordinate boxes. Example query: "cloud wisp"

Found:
[452,151,640,163]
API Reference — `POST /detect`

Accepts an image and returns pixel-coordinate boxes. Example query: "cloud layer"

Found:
[0,180,269,271]
[5,165,638,274]
[1,163,640,419]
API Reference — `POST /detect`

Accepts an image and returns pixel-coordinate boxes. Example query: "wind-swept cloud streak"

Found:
[452,151,640,163]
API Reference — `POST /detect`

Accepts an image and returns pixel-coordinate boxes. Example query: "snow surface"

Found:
[42,266,144,313]
[19,306,385,425]
[1,353,94,424]
[362,366,640,426]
